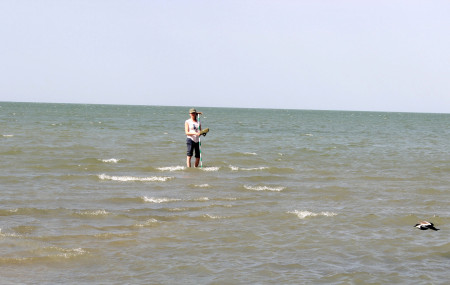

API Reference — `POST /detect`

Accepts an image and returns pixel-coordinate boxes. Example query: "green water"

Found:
[1,102,449,284]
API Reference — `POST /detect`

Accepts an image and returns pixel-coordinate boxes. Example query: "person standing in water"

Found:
[185,108,202,167]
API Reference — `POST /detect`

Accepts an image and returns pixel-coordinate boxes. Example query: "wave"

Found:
[142,196,181,203]
[134,218,158,227]
[94,232,138,239]
[0,229,21,238]
[2,134,14,137]
[194,197,209,201]
[0,208,18,216]
[157,166,186,171]
[230,151,255,157]
[195,184,210,188]
[288,210,338,219]
[11,225,38,235]
[98,174,173,182]
[75,209,109,216]
[2,207,110,219]
[244,185,285,192]
[201,167,220,171]
[51,247,87,259]
[1,149,22,155]
[203,214,229,219]
[0,207,72,217]
[100,158,121,163]
[230,165,268,171]
[0,247,87,265]
[104,197,145,204]
[142,196,210,203]
[230,165,294,174]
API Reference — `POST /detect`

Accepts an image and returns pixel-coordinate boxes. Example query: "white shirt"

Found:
[185,119,201,143]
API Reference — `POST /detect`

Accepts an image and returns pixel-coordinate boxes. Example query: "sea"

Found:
[0,102,449,284]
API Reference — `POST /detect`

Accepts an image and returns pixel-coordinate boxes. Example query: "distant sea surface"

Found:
[1,102,449,284]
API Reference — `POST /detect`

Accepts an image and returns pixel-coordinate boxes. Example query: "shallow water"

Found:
[1,102,449,284]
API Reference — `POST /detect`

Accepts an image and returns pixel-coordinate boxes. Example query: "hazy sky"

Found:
[1,0,449,113]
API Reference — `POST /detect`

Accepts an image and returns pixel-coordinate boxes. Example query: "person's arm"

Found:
[185,121,190,135]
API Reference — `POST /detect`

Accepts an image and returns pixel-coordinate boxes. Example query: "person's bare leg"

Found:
[194,157,200,168]
[187,156,192,167]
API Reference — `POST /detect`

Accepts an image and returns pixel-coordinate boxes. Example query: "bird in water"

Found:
[414,221,440,231]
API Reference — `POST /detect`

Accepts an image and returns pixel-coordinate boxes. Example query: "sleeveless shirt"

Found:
[186,119,201,143]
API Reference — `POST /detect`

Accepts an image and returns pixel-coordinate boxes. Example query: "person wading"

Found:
[185,108,203,167]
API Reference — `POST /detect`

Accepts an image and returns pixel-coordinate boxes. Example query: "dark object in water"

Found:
[414,221,440,231]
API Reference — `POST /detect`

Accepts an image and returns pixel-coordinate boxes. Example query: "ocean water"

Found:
[0,102,449,284]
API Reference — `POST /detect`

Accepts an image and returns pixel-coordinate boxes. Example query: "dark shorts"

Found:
[186,138,200,158]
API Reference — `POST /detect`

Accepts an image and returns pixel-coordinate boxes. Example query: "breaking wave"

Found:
[204,214,228,219]
[101,158,121,163]
[98,174,173,182]
[288,210,338,219]
[230,165,268,171]
[135,219,158,227]
[142,197,181,203]
[244,185,285,192]
[158,166,186,171]
[195,197,209,201]
[201,167,220,171]
[76,209,109,216]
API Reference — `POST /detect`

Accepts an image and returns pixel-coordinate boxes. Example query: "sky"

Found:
[1,0,449,113]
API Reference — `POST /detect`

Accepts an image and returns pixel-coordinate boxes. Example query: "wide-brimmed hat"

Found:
[189,108,197,114]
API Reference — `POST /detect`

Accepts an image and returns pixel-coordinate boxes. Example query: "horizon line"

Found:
[1,100,448,115]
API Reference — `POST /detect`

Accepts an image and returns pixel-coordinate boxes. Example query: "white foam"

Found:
[101,158,120,163]
[243,167,268,171]
[170,208,187,212]
[102,158,120,163]
[204,214,226,219]
[195,197,209,201]
[288,210,338,219]
[98,174,173,182]
[143,197,180,203]
[244,152,257,155]
[135,218,158,227]
[201,167,220,171]
[244,185,285,192]
[2,134,14,137]
[230,166,268,171]
[195,184,210,188]
[58,247,87,258]
[224,197,237,201]
[77,209,109,216]
[158,166,186,171]
[0,231,21,237]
